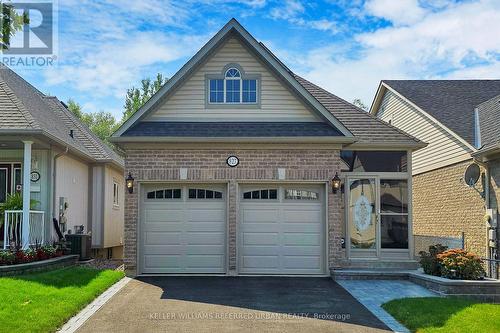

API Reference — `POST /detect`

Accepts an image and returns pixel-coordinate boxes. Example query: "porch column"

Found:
[22,140,32,249]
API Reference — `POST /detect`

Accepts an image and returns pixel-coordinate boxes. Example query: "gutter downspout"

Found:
[52,147,68,222]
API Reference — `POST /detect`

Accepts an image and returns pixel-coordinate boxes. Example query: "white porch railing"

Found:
[3,210,46,249]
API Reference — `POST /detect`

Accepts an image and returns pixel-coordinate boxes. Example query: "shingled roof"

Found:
[381,80,500,146]
[476,93,500,153]
[294,75,422,146]
[0,65,123,167]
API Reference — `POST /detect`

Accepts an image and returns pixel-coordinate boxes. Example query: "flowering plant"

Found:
[437,249,485,280]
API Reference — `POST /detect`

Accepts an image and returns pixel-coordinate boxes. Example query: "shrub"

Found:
[419,244,448,276]
[0,250,15,265]
[437,249,485,280]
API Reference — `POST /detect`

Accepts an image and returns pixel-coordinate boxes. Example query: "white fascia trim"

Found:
[379,82,477,153]
[110,136,357,144]
[112,19,353,138]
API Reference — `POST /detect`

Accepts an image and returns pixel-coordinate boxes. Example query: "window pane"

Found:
[189,189,196,199]
[209,79,223,103]
[165,189,172,198]
[252,190,260,199]
[243,192,251,199]
[261,189,269,199]
[340,151,407,172]
[155,190,164,199]
[381,215,408,249]
[226,79,240,103]
[147,191,155,199]
[269,189,277,199]
[215,191,222,199]
[173,189,181,199]
[226,68,240,77]
[242,79,257,103]
[380,179,408,214]
[206,190,214,199]
[197,189,205,199]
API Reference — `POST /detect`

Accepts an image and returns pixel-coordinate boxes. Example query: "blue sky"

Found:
[13,0,500,118]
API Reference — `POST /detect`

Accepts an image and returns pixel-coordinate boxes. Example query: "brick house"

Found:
[112,19,425,277]
[371,80,500,273]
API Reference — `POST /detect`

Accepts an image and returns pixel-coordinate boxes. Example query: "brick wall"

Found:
[123,148,345,276]
[413,160,488,258]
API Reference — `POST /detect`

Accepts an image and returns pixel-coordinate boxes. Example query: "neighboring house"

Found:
[0,65,125,258]
[371,80,500,267]
[112,19,425,276]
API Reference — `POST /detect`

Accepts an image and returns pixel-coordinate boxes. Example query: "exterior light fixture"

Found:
[126,173,134,194]
[332,172,341,194]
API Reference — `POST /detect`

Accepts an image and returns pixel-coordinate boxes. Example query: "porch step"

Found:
[338,259,420,270]
[332,268,418,280]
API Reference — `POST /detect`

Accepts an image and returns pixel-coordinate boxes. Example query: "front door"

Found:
[346,177,409,259]
[0,163,22,203]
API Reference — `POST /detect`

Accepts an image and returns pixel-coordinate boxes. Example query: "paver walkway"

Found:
[338,280,438,332]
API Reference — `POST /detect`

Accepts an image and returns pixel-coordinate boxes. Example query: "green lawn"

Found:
[382,297,500,333]
[0,266,124,333]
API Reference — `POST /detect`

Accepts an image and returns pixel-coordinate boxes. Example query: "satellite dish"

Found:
[464,163,480,187]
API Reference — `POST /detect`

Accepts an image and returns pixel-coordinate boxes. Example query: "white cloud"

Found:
[270,0,304,20]
[269,0,337,32]
[364,0,427,26]
[292,0,500,105]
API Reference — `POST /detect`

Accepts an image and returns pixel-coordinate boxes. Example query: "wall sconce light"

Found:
[126,173,134,194]
[332,172,342,194]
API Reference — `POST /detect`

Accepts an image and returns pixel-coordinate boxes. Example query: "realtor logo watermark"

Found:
[0,0,57,67]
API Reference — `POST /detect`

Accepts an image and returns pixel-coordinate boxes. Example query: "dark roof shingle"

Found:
[382,80,500,146]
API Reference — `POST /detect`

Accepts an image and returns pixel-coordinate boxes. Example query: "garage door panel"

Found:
[282,224,322,233]
[283,256,321,270]
[186,208,225,222]
[143,222,184,233]
[145,209,183,223]
[185,232,225,245]
[145,232,181,245]
[283,245,322,256]
[185,255,224,269]
[242,255,279,269]
[283,233,321,246]
[185,222,225,232]
[282,208,321,223]
[243,232,279,245]
[242,208,279,223]
[185,245,225,255]
[144,255,181,269]
[143,245,183,255]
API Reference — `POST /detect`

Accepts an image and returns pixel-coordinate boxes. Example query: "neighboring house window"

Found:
[113,181,119,206]
[208,66,258,104]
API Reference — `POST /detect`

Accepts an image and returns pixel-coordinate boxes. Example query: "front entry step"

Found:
[337,259,420,270]
[331,269,418,280]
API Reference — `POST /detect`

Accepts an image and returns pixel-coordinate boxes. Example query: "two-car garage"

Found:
[139,183,326,275]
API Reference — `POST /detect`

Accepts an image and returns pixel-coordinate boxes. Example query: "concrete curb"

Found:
[58,276,131,333]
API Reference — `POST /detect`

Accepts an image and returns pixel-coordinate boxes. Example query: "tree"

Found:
[66,99,118,145]
[123,73,166,122]
[352,99,368,111]
[1,3,29,50]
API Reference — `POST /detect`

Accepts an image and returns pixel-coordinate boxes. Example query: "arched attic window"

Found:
[208,66,258,104]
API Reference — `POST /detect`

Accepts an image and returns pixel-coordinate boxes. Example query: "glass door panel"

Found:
[348,178,377,249]
[380,179,409,249]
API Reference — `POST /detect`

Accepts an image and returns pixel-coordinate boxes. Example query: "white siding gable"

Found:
[145,37,320,122]
[377,90,472,175]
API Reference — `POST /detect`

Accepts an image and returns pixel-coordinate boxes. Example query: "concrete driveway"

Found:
[77,277,390,333]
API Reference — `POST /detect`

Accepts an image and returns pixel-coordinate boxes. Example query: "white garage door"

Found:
[239,185,326,275]
[140,184,226,274]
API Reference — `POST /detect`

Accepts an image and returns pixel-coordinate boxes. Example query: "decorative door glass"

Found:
[348,178,376,249]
